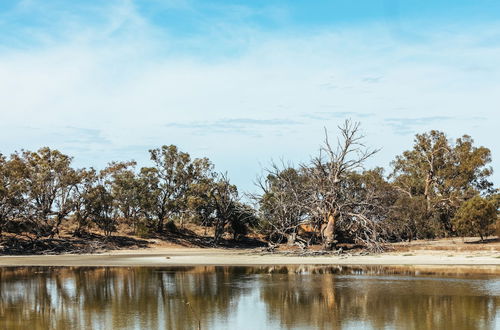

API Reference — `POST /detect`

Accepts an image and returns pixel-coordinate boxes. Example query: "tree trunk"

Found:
[213,220,225,245]
[50,214,64,238]
[424,173,432,212]
[157,216,164,232]
[323,211,337,250]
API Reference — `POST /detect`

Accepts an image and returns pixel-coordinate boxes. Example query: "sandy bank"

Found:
[1,248,500,271]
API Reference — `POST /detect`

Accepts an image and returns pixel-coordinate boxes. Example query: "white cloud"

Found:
[0,2,499,191]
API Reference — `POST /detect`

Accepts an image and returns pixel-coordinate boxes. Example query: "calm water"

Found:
[1,266,499,330]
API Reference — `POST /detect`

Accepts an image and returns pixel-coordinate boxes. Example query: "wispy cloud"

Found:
[0,125,111,151]
[302,112,374,121]
[384,116,453,135]
[362,76,382,83]
[165,117,301,136]
[59,127,111,145]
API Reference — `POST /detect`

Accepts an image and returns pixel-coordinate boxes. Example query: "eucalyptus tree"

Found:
[86,184,115,236]
[85,164,123,237]
[135,166,161,230]
[302,120,380,250]
[391,131,493,236]
[391,131,450,211]
[187,172,255,242]
[209,173,239,244]
[0,154,25,237]
[229,202,259,240]
[148,145,213,232]
[387,194,429,241]
[13,148,80,238]
[341,168,397,243]
[452,195,497,241]
[187,174,217,233]
[255,121,384,250]
[72,168,98,236]
[104,161,146,232]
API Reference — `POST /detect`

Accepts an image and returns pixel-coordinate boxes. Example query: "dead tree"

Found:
[302,120,380,250]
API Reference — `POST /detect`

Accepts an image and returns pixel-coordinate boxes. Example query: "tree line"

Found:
[0,120,498,251]
[0,145,255,245]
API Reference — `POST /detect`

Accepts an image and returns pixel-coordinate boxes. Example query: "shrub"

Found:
[164,220,178,233]
[452,196,497,240]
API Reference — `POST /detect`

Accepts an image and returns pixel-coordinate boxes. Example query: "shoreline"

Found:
[1,248,500,271]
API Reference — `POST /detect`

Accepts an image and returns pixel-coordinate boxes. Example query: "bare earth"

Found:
[1,237,499,274]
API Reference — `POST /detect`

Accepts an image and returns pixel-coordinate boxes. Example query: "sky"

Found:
[0,0,499,193]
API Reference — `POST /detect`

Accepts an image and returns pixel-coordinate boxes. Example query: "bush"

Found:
[135,220,153,238]
[164,220,178,233]
[452,196,497,240]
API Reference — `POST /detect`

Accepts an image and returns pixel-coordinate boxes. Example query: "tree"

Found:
[87,184,115,237]
[392,131,450,211]
[85,166,120,237]
[105,161,144,230]
[0,155,25,238]
[135,166,161,231]
[209,173,239,244]
[490,192,500,238]
[452,196,497,241]
[391,131,493,236]
[187,175,217,234]
[148,145,212,232]
[72,168,98,236]
[341,168,396,244]
[229,202,258,240]
[256,164,309,245]
[302,120,380,250]
[14,148,80,238]
[387,195,430,242]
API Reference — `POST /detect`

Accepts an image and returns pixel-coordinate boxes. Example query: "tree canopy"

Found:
[0,121,497,251]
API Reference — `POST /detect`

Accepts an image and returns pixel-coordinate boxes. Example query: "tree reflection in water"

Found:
[0,266,499,329]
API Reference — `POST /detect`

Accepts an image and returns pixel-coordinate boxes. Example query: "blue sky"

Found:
[0,0,499,192]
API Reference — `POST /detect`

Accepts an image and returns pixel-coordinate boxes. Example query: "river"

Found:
[1,265,499,329]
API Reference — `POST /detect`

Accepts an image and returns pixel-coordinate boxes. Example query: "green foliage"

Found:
[497,220,500,239]
[208,173,239,244]
[0,127,497,249]
[73,168,98,236]
[86,184,116,237]
[164,220,178,233]
[0,154,26,237]
[229,202,258,240]
[13,147,81,237]
[148,145,213,232]
[452,196,497,240]
[134,220,152,238]
[488,192,500,238]
[388,195,434,241]
[390,131,493,238]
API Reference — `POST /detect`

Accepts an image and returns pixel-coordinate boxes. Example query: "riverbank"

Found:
[1,246,499,270]
[1,236,500,276]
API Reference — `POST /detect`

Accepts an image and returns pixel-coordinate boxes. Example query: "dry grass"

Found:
[2,217,499,256]
[390,237,500,253]
[0,220,266,255]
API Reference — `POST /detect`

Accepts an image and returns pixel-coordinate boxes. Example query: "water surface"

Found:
[1,266,499,329]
